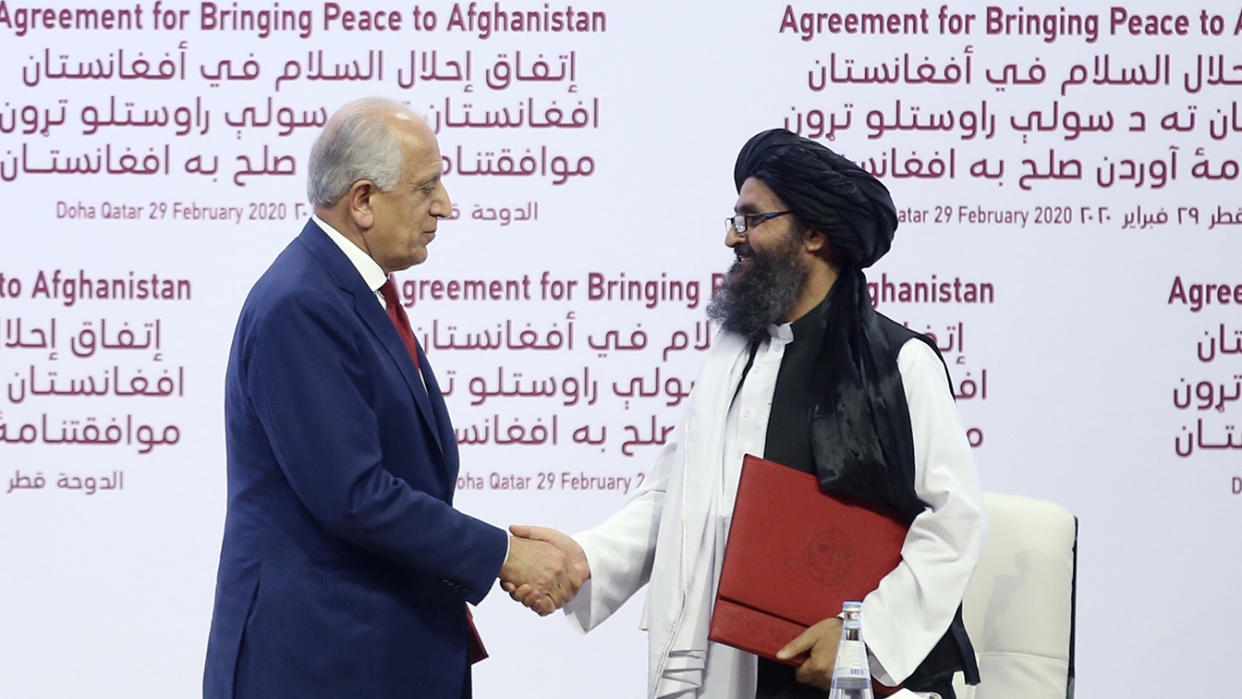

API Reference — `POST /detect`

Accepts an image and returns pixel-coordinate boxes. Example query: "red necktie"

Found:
[380,276,487,662]
[379,277,419,369]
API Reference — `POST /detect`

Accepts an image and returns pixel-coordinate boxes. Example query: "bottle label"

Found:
[832,639,869,680]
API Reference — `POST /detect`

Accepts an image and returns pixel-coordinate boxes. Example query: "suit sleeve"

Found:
[244,290,507,603]
[862,339,987,684]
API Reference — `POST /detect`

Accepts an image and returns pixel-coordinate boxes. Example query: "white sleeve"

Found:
[862,339,987,685]
[562,429,678,633]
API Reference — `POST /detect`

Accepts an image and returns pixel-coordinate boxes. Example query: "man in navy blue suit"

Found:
[203,97,584,699]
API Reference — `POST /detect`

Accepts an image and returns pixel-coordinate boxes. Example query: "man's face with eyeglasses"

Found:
[726,177,801,269]
[706,177,810,338]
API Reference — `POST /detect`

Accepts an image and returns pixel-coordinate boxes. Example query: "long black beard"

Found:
[706,232,808,341]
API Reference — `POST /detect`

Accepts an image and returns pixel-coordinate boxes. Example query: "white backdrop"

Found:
[2,1,1241,697]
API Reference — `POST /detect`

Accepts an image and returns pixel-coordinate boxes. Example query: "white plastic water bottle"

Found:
[828,601,873,699]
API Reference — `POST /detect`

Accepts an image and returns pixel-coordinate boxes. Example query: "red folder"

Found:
[467,607,487,664]
[708,454,908,665]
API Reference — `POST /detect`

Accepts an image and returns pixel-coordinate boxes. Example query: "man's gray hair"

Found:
[306,98,407,207]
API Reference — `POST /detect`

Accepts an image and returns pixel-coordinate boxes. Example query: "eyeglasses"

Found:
[725,210,793,234]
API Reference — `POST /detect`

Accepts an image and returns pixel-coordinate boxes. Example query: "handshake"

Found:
[498,524,590,616]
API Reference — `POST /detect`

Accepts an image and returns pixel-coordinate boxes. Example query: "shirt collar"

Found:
[313,214,388,295]
[764,287,833,344]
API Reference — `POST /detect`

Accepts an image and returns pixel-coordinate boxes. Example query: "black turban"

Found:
[733,128,897,269]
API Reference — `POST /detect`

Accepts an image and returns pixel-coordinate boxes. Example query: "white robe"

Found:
[564,327,986,698]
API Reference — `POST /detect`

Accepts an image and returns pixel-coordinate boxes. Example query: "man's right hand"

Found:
[501,525,590,616]
[497,533,577,616]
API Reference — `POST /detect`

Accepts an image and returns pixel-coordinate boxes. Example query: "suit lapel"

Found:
[354,293,445,458]
[416,343,458,471]
[298,221,446,459]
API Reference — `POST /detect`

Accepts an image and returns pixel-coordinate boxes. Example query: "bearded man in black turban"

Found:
[509,130,985,699]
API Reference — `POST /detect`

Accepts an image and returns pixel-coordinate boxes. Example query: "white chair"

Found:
[952,493,1077,699]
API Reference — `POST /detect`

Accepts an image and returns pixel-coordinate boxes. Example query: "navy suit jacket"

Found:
[204,221,508,699]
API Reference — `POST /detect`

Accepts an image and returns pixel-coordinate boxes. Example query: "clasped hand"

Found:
[498,525,590,616]
[776,616,844,690]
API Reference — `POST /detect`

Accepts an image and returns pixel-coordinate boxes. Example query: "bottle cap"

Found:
[842,600,862,612]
